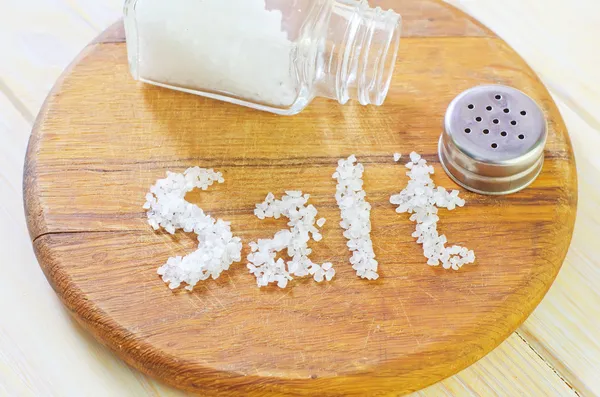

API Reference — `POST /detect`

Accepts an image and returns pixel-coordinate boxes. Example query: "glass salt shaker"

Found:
[124,0,402,115]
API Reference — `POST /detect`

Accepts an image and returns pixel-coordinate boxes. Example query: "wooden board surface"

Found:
[23,1,577,395]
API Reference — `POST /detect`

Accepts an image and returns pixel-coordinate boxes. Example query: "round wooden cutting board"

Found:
[24,1,577,395]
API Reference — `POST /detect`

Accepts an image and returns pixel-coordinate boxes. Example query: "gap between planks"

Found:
[16,3,582,392]
[514,331,581,397]
[0,78,35,124]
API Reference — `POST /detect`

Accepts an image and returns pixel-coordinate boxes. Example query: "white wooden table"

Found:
[1,1,599,395]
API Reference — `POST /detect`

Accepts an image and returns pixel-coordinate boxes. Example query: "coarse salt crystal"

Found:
[389,153,475,270]
[247,192,334,288]
[333,155,379,280]
[409,151,421,163]
[144,167,242,290]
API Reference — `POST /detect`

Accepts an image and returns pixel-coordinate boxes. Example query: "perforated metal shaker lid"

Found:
[438,85,547,195]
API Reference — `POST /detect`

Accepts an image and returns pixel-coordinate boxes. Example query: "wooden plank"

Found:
[0,1,113,115]
[23,6,576,392]
[417,333,577,396]
[447,1,600,394]
[31,224,572,395]
[0,0,490,119]
[0,92,184,395]
[63,0,123,31]
[0,0,591,395]
[91,0,494,45]
[518,100,600,397]
[447,0,600,128]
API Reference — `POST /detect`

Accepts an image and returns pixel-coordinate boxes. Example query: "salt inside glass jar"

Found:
[124,0,402,115]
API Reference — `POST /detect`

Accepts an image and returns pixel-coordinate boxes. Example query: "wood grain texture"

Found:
[417,333,577,396]
[23,0,577,395]
[92,0,494,44]
[445,2,600,394]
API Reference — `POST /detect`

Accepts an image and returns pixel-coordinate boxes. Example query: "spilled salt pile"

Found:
[143,167,242,290]
[390,152,475,270]
[247,191,335,288]
[333,155,379,280]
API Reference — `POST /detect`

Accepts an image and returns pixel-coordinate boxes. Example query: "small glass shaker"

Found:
[124,0,402,115]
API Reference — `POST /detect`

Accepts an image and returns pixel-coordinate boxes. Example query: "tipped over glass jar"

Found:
[124,0,402,115]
